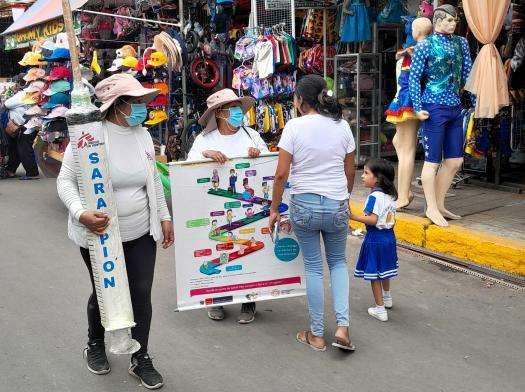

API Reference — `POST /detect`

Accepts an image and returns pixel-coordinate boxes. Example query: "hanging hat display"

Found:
[19,52,47,66]
[42,92,71,109]
[122,56,139,69]
[43,80,71,96]
[144,109,168,125]
[44,48,71,62]
[47,66,72,81]
[148,51,168,68]
[23,68,47,82]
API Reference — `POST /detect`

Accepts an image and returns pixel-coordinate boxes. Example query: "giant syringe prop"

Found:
[60,0,140,354]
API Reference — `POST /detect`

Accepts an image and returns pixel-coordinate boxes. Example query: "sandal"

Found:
[332,338,356,351]
[19,175,39,180]
[296,331,326,352]
[332,328,356,352]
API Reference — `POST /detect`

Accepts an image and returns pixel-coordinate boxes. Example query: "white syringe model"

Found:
[61,0,139,354]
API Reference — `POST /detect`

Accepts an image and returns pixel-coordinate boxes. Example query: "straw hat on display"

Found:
[198,88,254,133]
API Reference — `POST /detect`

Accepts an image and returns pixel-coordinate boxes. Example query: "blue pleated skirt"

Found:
[354,226,398,280]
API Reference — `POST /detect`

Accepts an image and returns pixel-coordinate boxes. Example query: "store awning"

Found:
[1,0,87,35]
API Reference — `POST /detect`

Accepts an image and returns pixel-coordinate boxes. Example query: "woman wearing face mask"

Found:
[268,75,357,352]
[187,88,269,323]
[57,73,173,390]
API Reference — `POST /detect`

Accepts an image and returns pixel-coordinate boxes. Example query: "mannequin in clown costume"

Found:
[409,5,474,227]
[385,17,432,209]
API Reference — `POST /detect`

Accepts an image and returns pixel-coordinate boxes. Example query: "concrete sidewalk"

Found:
[349,168,525,277]
[1,177,524,392]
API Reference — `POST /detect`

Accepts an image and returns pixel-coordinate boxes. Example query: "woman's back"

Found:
[278,114,355,201]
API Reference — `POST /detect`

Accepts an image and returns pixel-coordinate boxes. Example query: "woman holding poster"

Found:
[269,75,357,352]
[57,74,173,389]
[187,88,269,324]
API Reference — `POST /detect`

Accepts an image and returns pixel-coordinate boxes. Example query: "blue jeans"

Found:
[290,193,350,337]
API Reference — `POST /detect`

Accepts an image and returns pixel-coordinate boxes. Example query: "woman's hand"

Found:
[161,220,174,249]
[248,147,261,158]
[203,150,228,164]
[268,208,281,233]
[79,211,110,235]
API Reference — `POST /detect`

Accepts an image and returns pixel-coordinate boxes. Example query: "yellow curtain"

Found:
[463,0,510,118]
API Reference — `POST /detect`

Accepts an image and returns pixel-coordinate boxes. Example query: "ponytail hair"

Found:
[364,158,398,200]
[295,74,342,121]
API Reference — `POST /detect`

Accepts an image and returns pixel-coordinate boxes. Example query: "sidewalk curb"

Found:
[349,201,525,276]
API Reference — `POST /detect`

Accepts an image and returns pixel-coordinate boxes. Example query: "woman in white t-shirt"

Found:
[268,75,357,352]
[187,88,269,324]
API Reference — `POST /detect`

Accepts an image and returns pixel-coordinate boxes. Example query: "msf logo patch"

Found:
[77,132,97,149]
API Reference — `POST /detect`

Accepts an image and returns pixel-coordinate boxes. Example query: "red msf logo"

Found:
[77,132,95,149]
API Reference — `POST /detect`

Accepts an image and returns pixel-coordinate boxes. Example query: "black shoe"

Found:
[129,353,164,390]
[83,340,110,375]
[237,302,256,324]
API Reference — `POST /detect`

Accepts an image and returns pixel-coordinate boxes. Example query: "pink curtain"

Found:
[463,0,510,118]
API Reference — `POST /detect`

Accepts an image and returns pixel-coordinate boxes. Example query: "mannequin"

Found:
[385,17,432,209]
[408,5,474,227]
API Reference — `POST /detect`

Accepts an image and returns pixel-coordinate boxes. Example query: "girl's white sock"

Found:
[383,290,391,298]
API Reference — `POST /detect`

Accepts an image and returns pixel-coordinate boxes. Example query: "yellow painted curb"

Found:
[349,199,525,276]
[426,225,525,276]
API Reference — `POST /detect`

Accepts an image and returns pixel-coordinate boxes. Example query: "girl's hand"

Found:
[268,209,281,233]
[248,147,260,158]
[161,220,174,249]
[203,150,228,164]
[79,211,110,235]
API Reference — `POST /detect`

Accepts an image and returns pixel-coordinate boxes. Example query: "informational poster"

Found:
[170,154,305,311]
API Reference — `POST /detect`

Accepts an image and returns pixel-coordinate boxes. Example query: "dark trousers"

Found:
[6,131,39,177]
[80,234,157,355]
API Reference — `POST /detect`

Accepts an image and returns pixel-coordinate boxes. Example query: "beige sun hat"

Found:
[95,73,160,115]
[198,88,255,133]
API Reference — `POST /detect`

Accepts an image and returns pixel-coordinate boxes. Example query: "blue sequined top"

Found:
[409,33,474,113]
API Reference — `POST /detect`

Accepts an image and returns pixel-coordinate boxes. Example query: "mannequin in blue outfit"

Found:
[408,5,474,227]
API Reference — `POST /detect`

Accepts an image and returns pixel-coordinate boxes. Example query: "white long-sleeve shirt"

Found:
[57,120,171,248]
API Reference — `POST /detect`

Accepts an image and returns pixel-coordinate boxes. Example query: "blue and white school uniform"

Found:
[354,190,398,280]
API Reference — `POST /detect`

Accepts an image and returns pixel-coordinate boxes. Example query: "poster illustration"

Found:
[169,154,305,311]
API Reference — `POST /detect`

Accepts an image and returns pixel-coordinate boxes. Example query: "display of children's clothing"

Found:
[385,47,416,124]
[341,0,372,43]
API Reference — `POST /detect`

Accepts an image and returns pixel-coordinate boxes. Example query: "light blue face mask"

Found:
[226,106,244,128]
[124,103,148,127]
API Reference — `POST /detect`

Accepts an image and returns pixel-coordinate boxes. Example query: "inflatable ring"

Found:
[190,58,220,89]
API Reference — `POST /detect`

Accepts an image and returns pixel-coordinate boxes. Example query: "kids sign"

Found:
[4,17,81,50]
[69,118,135,332]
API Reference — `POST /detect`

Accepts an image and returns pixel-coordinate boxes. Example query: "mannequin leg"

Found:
[435,158,463,220]
[392,119,419,209]
[421,162,448,227]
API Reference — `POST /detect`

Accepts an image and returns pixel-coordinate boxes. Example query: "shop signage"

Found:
[4,17,80,51]
[264,0,290,11]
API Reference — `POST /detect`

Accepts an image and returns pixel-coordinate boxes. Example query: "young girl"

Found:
[350,158,398,322]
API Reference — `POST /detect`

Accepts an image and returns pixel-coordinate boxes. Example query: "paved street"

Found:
[1,178,524,392]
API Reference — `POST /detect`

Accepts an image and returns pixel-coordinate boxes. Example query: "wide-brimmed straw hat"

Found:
[95,73,159,115]
[198,88,254,133]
